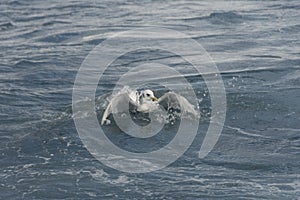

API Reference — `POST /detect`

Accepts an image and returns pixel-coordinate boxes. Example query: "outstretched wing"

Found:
[101,100,112,125]
[158,92,199,117]
[101,90,139,125]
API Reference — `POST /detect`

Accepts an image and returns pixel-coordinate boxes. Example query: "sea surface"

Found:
[1,0,300,199]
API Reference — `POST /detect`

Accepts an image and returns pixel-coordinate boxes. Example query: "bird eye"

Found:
[146,93,150,97]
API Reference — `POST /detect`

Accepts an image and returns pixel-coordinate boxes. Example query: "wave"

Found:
[0,22,14,31]
[183,11,245,24]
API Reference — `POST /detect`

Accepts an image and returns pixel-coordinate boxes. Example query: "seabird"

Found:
[101,87,199,125]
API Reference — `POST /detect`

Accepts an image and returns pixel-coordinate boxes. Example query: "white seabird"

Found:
[101,87,199,125]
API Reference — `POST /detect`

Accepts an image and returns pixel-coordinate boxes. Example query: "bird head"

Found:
[141,89,158,102]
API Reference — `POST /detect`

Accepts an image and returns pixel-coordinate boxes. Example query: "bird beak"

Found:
[152,96,158,101]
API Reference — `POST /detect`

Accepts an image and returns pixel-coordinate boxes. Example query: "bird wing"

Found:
[158,92,199,117]
[101,100,112,125]
[101,90,139,125]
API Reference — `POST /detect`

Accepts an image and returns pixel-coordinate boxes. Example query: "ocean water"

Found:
[1,0,300,199]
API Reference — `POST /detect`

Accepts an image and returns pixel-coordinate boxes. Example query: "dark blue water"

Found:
[1,0,300,199]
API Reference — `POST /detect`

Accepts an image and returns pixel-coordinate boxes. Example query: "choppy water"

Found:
[1,0,300,199]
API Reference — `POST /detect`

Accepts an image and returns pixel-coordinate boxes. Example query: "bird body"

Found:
[101,87,199,125]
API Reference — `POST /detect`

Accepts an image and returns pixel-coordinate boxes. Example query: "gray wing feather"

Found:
[158,92,199,117]
[101,100,112,125]
[101,91,138,125]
